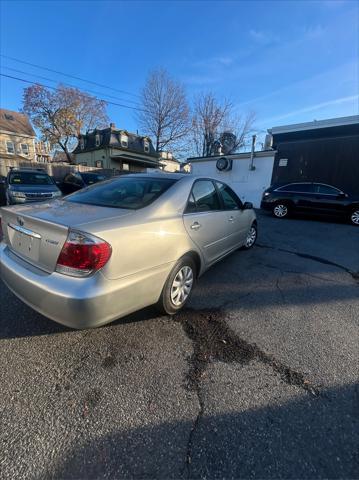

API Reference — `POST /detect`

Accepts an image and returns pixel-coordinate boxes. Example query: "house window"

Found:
[95,134,100,147]
[21,143,29,155]
[95,160,103,168]
[120,134,128,148]
[144,139,150,153]
[122,163,129,171]
[6,141,15,154]
[80,138,85,150]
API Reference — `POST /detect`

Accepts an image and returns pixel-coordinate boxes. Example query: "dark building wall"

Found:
[271,124,359,194]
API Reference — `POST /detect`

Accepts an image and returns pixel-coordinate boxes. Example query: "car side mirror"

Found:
[243,201,253,210]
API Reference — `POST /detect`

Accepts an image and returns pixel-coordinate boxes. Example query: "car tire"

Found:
[350,208,359,226]
[242,223,257,250]
[273,202,290,218]
[156,255,197,315]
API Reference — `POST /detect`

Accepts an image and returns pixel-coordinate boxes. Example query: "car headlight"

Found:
[10,191,26,198]
[263,192,270,197]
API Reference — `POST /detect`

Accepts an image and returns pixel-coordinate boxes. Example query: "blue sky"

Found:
[1,0,358,141]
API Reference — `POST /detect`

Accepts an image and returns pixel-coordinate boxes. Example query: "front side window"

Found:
[21,143,29,155]
[9,172,54,185]
[215,182,242,210]
[6,141,15,154]
[187,180,220,213]
[277,183,314,193]
[66,177,177,210]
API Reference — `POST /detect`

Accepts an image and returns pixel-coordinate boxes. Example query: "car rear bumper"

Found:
[0,243,173,329]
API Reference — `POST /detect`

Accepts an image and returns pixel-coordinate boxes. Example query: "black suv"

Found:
[261,182,359,226]
[60,172,107,195]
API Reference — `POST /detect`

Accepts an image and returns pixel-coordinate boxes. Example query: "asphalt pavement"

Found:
[0,212,358,479]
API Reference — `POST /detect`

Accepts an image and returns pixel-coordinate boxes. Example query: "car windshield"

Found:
[9,171,54,185]
[81,173,107,185]
[65,176,177,209]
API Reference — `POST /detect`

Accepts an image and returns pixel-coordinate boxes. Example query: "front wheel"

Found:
[156,255,196,315]
[242,223,257,249]
[350,209,359,226]
[273,203,289,218]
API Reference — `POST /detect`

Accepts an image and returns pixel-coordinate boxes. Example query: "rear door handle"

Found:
[191,222,201,230]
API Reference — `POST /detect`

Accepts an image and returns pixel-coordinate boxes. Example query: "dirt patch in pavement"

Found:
[176,308,320,396]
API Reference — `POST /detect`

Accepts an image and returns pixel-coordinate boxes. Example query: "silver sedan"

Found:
[0,174,257,328]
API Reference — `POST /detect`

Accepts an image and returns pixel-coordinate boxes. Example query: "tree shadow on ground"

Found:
[50,383,359,479]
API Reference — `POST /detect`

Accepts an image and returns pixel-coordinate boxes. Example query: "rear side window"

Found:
[315,184,340,195]
[215,182,242,210]
[66,177,176,209]
[186,180,220,213]
[277,183,314,193]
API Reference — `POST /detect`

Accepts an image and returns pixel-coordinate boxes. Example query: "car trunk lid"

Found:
[1,200,132,272]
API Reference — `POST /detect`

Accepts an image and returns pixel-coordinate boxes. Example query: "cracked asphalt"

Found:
[0,212,358,479]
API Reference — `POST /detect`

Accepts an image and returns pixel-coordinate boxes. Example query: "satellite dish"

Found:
[219,132,237,155]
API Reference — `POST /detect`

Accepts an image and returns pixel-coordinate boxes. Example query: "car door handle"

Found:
[191,222,201,230]
[228,216,234,222]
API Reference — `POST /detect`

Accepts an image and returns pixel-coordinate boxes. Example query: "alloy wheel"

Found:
[351,210,359,225]
[245,226,257,248]
[170,266,194,306]
[273,204,288,218]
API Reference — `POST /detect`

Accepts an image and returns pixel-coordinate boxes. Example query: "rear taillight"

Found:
[56,230,112,277]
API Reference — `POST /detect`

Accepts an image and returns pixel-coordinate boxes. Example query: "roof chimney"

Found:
[110,122,116,129]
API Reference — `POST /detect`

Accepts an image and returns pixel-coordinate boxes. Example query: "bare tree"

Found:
[23,84,108,162]
[190,92,255,157]
[137,69,190,153]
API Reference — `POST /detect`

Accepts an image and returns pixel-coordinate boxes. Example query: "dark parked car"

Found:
[0,176,6,206]
[60,172,107,195]
[261,182,359,226]
[5,168,62,205]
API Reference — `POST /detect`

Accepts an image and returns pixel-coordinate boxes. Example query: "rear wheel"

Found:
[156,255,196,315]
[273,203,289,218]
[350,209,359,226]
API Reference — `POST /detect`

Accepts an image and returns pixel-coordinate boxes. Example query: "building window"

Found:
[144,139,150,153]
[80,138,85,150]
[95,134,100,147]
[120,134,128,148]
[122,163,129,171]
[95,160,103,168]
[6,141,15,154]
[21,143,29,155]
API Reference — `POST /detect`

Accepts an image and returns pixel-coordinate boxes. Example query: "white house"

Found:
[188,150,276,208]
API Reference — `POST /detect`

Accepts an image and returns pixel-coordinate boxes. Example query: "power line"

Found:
[0,54,141,99]
[0,73,145,112]
[1,66,141,106]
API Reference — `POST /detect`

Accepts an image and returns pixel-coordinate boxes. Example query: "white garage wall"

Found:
[190,152,275,208]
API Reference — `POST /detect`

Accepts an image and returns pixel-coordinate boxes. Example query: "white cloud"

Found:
[260,94,359,126]
[249,29,279,45]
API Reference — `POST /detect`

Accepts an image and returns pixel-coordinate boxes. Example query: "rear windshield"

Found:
[65,176,177,209]
[81,173,107,185]
[9,172,54,185]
